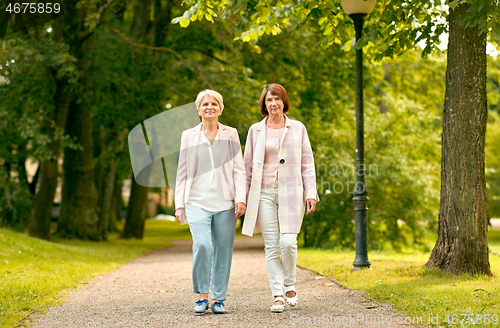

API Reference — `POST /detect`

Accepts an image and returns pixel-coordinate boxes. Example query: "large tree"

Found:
[28,1,111,240]
[426,2,491,275]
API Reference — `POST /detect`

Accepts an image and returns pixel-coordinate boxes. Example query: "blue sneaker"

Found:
[194,299,209,313]
[211,301,225,314]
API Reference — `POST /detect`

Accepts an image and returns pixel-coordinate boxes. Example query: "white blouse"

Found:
[185,130,235,212]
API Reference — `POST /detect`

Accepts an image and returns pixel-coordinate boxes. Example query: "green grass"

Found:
[298,229,500,327]
[0,219,191,328]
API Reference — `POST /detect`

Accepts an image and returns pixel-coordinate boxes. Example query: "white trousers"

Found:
[258,188,298,296]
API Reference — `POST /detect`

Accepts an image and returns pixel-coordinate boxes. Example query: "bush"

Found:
[486,111,500,218]
[302,94,440,251]
[0,171,33,231]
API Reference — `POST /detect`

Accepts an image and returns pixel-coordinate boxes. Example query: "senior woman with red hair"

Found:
[242,83,319,312]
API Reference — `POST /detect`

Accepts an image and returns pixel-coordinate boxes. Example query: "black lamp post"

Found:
[340,0,376,271]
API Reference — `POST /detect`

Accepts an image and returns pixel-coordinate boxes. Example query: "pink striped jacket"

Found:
[242,116,319,236]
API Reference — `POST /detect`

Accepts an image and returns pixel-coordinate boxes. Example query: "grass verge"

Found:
[297,229,500,327]
[0,219,191,328]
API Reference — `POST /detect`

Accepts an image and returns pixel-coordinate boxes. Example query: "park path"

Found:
[28,237,422,328]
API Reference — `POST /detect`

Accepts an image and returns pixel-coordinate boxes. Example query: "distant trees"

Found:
[173,0,498,275]
[1,0,499,273]
[0,0,260,239]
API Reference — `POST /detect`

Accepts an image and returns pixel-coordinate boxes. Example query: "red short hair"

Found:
[259,83,290,117]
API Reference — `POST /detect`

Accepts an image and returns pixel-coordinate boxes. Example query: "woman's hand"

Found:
[306,199,317,215]
[175,208,186,224]
[235,202,247,218]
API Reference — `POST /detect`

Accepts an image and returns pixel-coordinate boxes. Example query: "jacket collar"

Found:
[256,115,291,131]
[191,121,227,133]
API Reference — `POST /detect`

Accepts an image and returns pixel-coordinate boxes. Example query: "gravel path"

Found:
[28,237,422,327]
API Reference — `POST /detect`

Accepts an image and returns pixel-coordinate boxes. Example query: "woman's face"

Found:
[265,92,284,116]
[198,95,221,121]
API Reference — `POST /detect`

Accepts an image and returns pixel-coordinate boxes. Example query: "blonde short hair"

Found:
[195,89,224,112]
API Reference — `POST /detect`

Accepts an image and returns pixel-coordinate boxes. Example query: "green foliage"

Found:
[0,0,496,250]
[486,111,500,218]
[0,171,32,231]
[365,95,441,250]
[172,0,452,59]
[173,0,500,59]
[487,56,500,218]
[0,34,64,229]
[303,92,441,251]
[280,44,444,250]
[168,0,450,249]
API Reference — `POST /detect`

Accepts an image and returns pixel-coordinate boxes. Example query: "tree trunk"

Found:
[56,98,100,240]
[121,175,149,239]
[153,0,174,47]
[109,176,123,232]
[97,169,115,237]
[28,84,72,240]
[51,4,101,240]
[97,129,126,238]
[28,5,98,240]
[130,0,153,41]
[426,3,491,276]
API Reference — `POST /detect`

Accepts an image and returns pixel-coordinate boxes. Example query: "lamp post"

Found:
[340,0,376,271]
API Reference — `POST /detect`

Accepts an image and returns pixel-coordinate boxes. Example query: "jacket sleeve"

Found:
[231,128,247,204]
[300,123,319,202]
[243,125,255,196]
[175,131,188,209]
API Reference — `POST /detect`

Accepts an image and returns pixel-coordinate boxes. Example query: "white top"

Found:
[185,130,235,212]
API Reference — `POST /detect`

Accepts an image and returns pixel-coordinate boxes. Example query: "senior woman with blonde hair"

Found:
[175,89,246,314]
[242,83,319,313]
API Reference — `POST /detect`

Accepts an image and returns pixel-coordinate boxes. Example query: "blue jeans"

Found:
[186,206,237,301]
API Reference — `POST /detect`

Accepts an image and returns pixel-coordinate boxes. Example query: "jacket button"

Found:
[280,159,285,164]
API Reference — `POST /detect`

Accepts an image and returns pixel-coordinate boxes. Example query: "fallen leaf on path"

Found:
[367,305,379,309]
[325,283,335,286]
[314,277,325,280]
[159,290,167,293]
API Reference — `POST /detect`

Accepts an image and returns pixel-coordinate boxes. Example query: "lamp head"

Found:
[340,0,376,15]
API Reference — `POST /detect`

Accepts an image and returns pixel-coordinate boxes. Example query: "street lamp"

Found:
[340,0,376,271]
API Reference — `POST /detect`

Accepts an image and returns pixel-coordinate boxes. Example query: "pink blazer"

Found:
[174,122,246,210]
[242,116,319,236]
